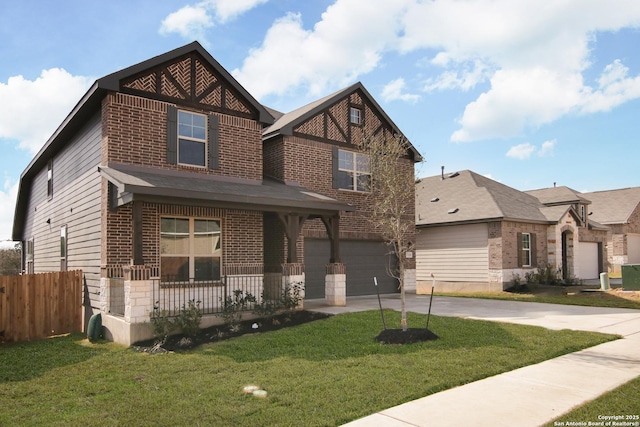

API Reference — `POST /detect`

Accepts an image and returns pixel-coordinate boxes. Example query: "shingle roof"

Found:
[525,186,590,206]
[415,170,549,226]
[579,187,640,224]
[99,163,354,214]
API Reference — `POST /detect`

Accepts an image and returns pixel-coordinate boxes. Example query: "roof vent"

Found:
[430,197,439,202]
[449,171,460,178]
[448,208,459,214]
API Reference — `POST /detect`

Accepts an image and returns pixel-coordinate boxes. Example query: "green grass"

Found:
[0,310,618,427]
[545,375,640,426]
[436,290,640,310]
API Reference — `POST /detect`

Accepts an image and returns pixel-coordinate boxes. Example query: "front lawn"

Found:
[437,288,640,310]
[545,375,640,426]
[0,310,618,427]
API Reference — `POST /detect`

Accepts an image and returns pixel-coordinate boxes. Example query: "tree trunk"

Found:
[399,254,407,332]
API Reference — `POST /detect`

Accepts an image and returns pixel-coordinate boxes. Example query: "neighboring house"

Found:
[579,187,640,275]
[414,170,608,293]
[12,42,421,344]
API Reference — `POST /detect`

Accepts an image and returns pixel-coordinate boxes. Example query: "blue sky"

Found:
[2,0,640,242]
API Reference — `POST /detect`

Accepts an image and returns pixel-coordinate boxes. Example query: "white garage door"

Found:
[578,242,599,279]
[628,234,640,264]
[416,223,488,282]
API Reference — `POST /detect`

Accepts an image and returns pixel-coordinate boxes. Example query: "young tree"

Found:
[363,133,419,332]
[0,242,22,276]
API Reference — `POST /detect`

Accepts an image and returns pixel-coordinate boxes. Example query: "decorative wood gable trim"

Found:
[120,52,256,120]
[292,88,393,147]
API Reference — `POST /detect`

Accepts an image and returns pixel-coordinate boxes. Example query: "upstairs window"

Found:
[178,111,207,167]
[47,160,53,198]
[350,107,362,125]
[167,106,219,169]
[337,149,370,192]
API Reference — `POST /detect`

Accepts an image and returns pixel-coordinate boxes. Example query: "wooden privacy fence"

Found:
[0,270,83,343]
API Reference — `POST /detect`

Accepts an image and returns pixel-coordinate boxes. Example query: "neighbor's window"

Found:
[25,238,34,274]
[522,232,531,267]
[178,110,207,167]
[60,226,67,271]
[160,217,221,282]
[350,107,362,125]
[47,160,53,198]
[337,149,370,192]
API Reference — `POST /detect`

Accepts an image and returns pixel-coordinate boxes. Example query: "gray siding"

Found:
[21,112,103,307]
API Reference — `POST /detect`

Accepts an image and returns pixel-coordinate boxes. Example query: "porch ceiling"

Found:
[98,163,355,214]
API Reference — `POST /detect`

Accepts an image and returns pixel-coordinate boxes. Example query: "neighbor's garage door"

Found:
[578,242,600,279]
[304,239,398,299]
[416,223,488,282]
[628,234,640,264]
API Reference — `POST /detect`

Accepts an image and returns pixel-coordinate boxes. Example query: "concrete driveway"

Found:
[305,293,640,427]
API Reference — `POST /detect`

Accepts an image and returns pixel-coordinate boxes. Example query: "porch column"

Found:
[277,213,307,263]
[320,214,341,263]
[321,214,346,306]
[325,263,346,306]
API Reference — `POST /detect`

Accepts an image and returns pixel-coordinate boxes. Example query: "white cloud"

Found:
[232,0,409,99]
[539,139,556,157]
[0,68,93,155]
[159,4,214,40]
[160,0,268,41]
[381,78,420,103]
[228,0,640,141]
[506,139,556,160]
[506,143,536,160]
[423,60,492,92]
[0,178,19,241]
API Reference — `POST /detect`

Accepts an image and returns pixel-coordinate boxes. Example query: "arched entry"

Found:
[561,228,574,280]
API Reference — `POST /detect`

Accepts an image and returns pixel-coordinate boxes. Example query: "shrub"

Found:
[151,302,175,344]
[150,300,202,343]
[174,300,202,338]
[219,290,256,332]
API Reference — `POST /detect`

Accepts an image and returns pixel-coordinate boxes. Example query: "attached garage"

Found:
[577,242,600,279]
[416,223,489,282]
[304,239,398,299]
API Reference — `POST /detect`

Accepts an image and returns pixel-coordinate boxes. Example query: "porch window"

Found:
[178,111,207,167]
[337,149,370,192]
[160,217,222,282]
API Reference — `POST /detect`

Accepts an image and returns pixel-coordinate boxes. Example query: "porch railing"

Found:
[151,274,282,317]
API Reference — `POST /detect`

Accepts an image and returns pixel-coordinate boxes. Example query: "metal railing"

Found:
[151,274,282,317]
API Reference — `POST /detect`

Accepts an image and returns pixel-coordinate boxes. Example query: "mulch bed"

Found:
[131,310,332,353]
[375,328,439,344]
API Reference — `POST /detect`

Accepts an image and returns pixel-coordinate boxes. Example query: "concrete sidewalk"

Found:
[305,294,640,427]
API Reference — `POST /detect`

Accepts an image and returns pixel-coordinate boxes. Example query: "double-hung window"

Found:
[521,233,532,267]
[160,217,222,282]
[60,226,67,271]
[25,238,34,274]
[47,160,53,198]
[337,149,370,192]
[178,111,207,167]
[350,107,362,125]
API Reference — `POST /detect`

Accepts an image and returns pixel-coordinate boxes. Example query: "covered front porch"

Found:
[98,163,355,345]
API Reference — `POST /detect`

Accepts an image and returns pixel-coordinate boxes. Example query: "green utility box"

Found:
[621,264,640,290]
